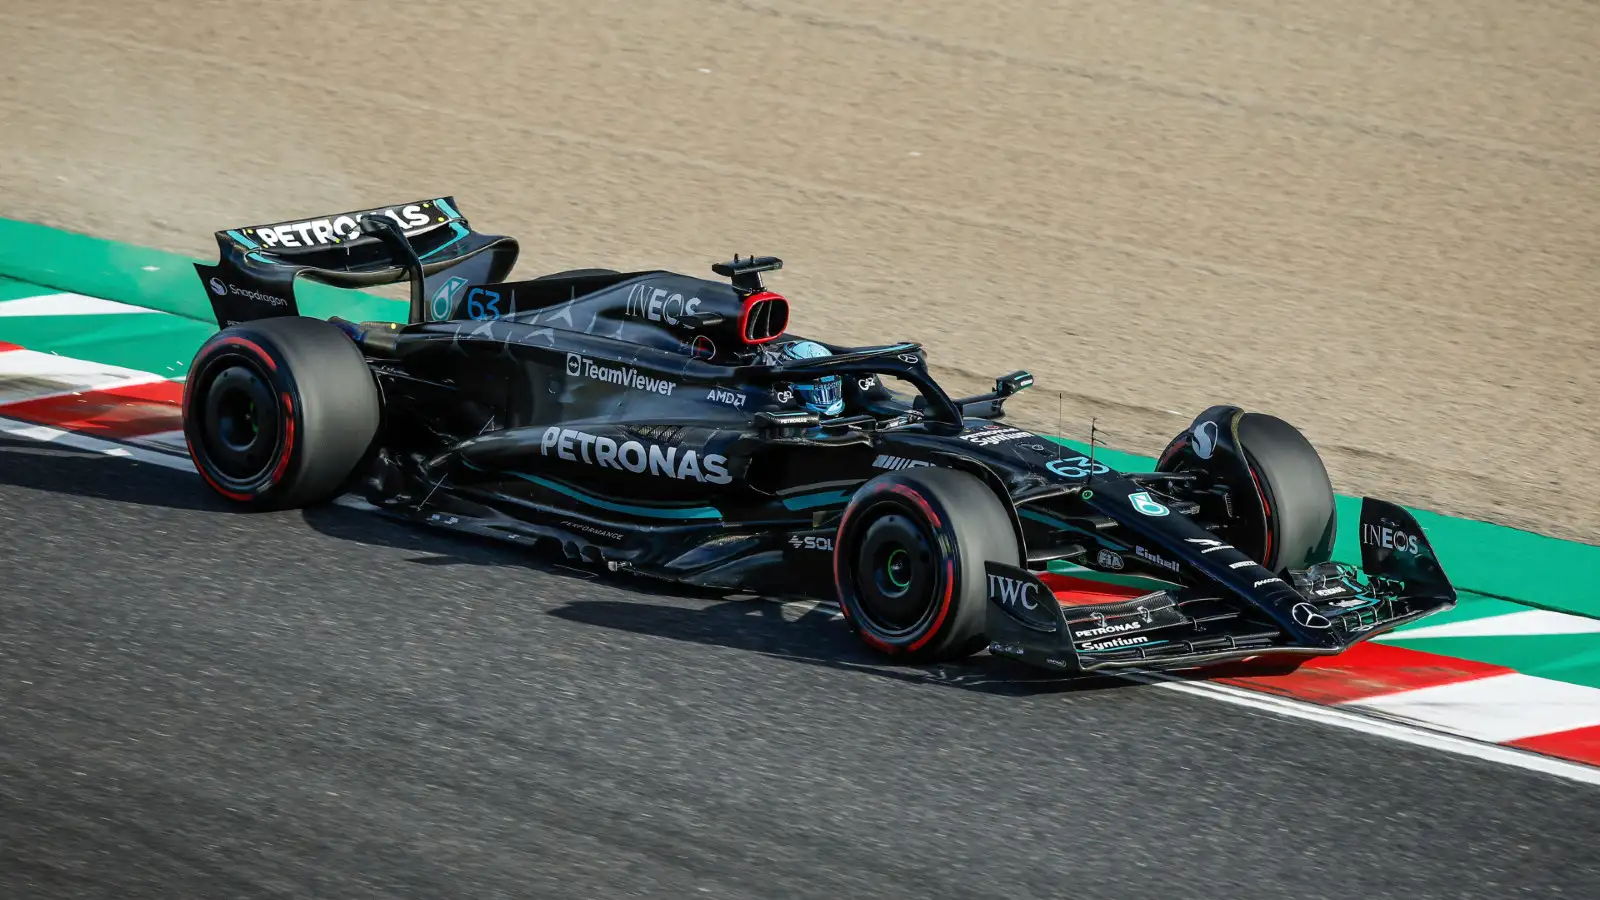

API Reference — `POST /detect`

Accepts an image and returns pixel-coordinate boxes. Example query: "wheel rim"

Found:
[853,510,941,635]
[884,548,912,589]
[199,360,282,486]
[1158,456,1270,570]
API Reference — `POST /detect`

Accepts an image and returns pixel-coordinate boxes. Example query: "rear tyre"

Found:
[183,317,381,510]
[833,468,1020,662]
[1158,407,1336,574]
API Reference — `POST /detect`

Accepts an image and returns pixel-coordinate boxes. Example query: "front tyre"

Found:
[1158,406,1336,574]
[183,317,380,510]
[833,468,1020,663]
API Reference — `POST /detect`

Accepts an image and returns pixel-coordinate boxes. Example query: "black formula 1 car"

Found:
[182,197,1456,674]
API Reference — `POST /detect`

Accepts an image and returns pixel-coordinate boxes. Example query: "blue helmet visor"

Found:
[795,375,844,416]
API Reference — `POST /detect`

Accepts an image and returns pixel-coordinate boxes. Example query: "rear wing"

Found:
[194,197,520,328]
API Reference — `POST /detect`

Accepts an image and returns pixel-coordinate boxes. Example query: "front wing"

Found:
[982,497,1458,674]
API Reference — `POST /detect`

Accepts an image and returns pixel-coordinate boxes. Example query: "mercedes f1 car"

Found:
[182,197,1456,674]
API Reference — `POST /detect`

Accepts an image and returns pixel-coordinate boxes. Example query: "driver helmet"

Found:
[776,340,844,416]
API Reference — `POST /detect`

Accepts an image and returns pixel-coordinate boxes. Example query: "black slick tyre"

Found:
[833,467,1020,663]
[1232,412,1337,572]
[183,316,380,510]
[1159,408,1336,574]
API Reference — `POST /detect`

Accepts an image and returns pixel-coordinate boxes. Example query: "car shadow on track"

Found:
[545,597,1136,698]
[0,437,227,512]
[295,498,1135,698]
[1,441,1195,697]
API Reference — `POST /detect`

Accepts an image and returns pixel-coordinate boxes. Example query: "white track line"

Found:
[0,416,380,519]
[1380,609,1600,640]
[0,293,159,316]
[2,415,1598,787]
[0,415,195,471]
[0,349,168,404]
[1133,674,1600,787]
[1339,673,1600,744]
[788,595,1600,787]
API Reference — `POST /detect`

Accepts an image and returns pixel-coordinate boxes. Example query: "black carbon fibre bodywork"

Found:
[190,199,1456,674]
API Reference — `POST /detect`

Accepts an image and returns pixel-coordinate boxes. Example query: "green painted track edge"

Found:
[0,217,407,326]
[1,215,1595,618]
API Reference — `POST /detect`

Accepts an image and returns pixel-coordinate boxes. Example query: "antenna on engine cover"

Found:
[1086,417,1099,484]
[1055,392,1064,462]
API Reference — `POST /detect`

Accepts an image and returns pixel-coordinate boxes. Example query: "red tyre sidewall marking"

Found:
[1246,464,1273,564]
[268,392,296,485]
[184,429,254,503]
[833,485,892,650]
[1158,435,1188,468]
[832,491,859,619]
[832,480,940,646]
[836,483,957,655]
[879,484,957,654]
[213,336,277,372]
[183,335,291,501]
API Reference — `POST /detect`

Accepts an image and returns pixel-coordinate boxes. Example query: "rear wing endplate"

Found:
[194,197,520,328]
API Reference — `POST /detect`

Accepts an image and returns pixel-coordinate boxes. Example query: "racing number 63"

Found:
[466,288,502,321]
[1045,455,1109,479]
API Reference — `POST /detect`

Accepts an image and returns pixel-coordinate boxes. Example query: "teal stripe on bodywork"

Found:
[1019,508,1130,551]
[419,223,471,260]
[782,490,853,511]
[1048,560,1179,592]
[509,472,722,520]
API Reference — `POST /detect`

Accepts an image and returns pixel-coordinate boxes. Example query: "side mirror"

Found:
[996,370,1034,397]
[953,370,1035,419]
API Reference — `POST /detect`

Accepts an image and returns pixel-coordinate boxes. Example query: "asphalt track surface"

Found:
[3,438,1597,899]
